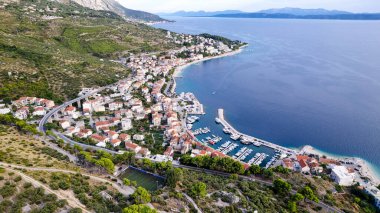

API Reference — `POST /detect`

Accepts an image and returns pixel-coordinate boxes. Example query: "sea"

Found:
[154,17,380,174]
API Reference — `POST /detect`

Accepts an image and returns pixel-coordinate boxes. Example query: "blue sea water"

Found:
[154,17,380,172]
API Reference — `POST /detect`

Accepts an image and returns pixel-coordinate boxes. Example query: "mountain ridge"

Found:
[56,0,166,22]
[157,10,243,17]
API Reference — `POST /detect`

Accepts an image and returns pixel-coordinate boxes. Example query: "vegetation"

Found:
[78,150,115,174]
[0,0,177,101]
[0,168,74,212]
[123,204,157,213]
[179,154,244,174]
[0,114,39,135]
[198,33,247,49]
[131,186,152,204]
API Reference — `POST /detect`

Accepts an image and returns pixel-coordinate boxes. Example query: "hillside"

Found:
[0,0,177,103]
[57,0,166,22]
[257,7,352,16]
[213,9,380,20]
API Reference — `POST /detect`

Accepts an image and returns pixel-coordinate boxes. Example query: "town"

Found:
[1,30,379,210]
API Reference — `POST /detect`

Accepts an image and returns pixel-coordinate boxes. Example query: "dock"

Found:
[216,109,296,155]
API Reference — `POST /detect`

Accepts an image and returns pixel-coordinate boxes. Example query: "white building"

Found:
[133,134,144,141]
[0,108,11,114]
[121,118,133,131]
[365,186,380,209]
[330,165,355,186]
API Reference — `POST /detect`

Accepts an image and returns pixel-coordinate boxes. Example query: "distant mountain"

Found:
[257,8,352,16]
[212,8,380,20]
[56,0,165,22]
[158,10,243,17]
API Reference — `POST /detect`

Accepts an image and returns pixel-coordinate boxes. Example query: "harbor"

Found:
[216,108,296,155]
[183,107,297,167]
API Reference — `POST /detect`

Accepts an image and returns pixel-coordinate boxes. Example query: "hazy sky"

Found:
[117,0,380,13]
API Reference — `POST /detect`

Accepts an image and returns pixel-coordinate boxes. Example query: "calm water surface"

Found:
[155,17,380,171]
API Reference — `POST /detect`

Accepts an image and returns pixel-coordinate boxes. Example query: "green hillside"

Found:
[0,0,177,103]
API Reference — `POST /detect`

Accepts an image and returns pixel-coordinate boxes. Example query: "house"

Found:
[65,127,80,137]
[121,118,133,131]
[298,159,310,173]
[139,148,151,157]
[364,186,380,209]
[15,107,29,120]
[91,134,109,147]
[330,165,355,186]
[164,146,174,157]
[110,139,121,147]
[107,131,119,140]
[59,120,71,129]
[64,106,76,116]
[108,102,123,111]
[281,158,294,170]
[133,134,144,141]
[119,133,131,142]
[152,112,162,127]
[33,106,46,116]
[0,106,11,115]
[125,142,141,153]
[76,129,93,138]
[41,99,55,108]
[95,121,110,131]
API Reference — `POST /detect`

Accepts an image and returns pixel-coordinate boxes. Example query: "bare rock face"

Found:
[55,0,164,22]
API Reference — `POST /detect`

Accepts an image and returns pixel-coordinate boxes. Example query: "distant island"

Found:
[160,7,380,20]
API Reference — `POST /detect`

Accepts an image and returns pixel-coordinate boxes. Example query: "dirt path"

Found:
[183,193,202,213]
[4,167,90,212]
[0,162,135,196]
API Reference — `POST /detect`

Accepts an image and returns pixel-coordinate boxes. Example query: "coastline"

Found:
[173,44,248,78]
[172,43,380,186]
[300,145,380,185]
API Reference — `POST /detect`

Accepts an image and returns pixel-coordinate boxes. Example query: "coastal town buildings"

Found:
[330,165,355,186]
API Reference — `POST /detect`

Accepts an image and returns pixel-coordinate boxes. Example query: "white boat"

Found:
[230,134,240,140]
[215,118,221,123]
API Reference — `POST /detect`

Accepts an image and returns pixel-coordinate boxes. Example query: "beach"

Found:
[173,44,248,78]
[300,145,380,185]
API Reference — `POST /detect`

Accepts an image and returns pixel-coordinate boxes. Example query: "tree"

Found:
[69,208,83,213]
[288,201,297,213]
[262,168,273,179]
[189,182,207,198]
[123,178,131,186]
[131,187,151,204]
[123,204,156,213]
[291,193,305,203]
[166,168,183,188]
[249,165,261,175]
[299,186,319,203]
[273,178,291,195]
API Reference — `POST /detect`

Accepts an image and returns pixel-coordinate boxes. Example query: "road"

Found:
[0,162,134,197]
[173,164,343,213]
[35,84,341,213]
[38,87,105,133]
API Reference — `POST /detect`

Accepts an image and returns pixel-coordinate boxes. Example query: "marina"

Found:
[216,109,296,155]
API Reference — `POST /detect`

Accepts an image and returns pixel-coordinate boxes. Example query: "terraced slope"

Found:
[0,0,176,103]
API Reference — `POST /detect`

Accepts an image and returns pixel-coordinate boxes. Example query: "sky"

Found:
[117,0,380,13]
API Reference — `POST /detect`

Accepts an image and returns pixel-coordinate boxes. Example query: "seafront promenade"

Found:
[216,108,296,155]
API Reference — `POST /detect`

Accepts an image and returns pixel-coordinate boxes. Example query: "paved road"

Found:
[172,164,343,213]
[38,88,105,133]
[35,84,341,213]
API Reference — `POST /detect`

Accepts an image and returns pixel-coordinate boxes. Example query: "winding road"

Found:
[35,83,342,213]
